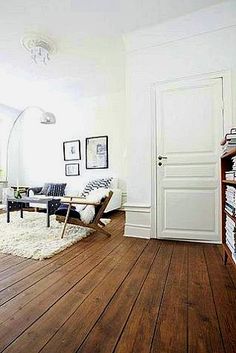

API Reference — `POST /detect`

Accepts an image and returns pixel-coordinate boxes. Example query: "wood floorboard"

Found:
[0,231,126,351]
[76,240,159,353]
[0,256,28,273]
[204,246,236,353]
[38,239,148,353]
[188,244,225,353]
[2,238,137,353]
[150,242,188,353]
[0,211,235,353]
[0,226,121,306]
[216,245,236,288]
[110,241,174,353]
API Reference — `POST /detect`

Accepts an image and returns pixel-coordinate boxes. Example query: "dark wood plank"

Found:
[0,213,123,312]
[38,240,149,353]
[0,256,28,272]
[0,212,235,353]
[113,242,173,353]
[216,245,236,288]
[0,211,122,282]
[188,244,225,353]
[75,240,159,353]
[150,242,188,353]
[0,232,101,281]
[2,238,137,353]
[0,233,126,350]
[0,227,121,306]
[204,245,236,353]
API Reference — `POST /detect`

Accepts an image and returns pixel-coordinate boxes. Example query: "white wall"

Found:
[0,36,127,195]
[0,104,20,181]
[18,91,126,194]
[124,1,236,238]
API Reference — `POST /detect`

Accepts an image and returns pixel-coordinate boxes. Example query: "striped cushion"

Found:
[46,183,67,197]
[81,178,113,197]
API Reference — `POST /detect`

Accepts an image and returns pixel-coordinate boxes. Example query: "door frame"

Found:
[150,70,232,239]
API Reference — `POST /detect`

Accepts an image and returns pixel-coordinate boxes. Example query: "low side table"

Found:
[7,197,61,227]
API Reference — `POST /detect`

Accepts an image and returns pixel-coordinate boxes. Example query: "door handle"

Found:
[158,155,167,160]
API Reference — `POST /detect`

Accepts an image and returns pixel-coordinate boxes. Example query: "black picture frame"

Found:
[65,163,80,176]
[63,140,81,161]
[86,135,108,169]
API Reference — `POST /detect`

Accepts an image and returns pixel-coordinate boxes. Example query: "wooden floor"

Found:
[0,211,235,353]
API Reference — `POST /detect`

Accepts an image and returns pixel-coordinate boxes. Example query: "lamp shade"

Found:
[40,111,56,124]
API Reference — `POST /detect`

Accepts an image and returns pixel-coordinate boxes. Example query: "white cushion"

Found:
[79,189,110,224]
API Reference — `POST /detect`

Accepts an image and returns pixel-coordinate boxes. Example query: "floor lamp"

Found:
[5,106,56,192]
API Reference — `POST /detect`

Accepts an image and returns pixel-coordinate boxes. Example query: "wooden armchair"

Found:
[55,191,113,238]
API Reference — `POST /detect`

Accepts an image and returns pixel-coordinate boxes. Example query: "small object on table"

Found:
[11,186,30,197]
[14,190,22,199]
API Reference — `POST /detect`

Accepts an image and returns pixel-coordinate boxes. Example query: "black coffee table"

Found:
[7,197,61,227]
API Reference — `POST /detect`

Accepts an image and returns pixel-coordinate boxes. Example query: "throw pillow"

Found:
[40,183,51,195]
[46,183,67,197]
[81,178,113,197]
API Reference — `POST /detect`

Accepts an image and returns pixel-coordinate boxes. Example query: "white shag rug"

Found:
[0,212,91,260]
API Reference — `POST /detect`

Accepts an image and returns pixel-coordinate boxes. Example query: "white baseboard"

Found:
[124,203,151,239]
[124,225,151,239]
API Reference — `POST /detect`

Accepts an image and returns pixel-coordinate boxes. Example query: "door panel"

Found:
[156,78,223,242]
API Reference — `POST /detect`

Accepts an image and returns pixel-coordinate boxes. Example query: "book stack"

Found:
[225,170,236,180]
[221,128,236,154]
[225,185,236,216]
[225,215,236,264]
[232,155,236,171]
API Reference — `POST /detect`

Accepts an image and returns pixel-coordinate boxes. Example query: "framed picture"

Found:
[65,163,80,176]
[86,136,108,169]
[63,140,81,161]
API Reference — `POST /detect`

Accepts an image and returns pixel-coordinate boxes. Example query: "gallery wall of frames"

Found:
[63,136,108,176]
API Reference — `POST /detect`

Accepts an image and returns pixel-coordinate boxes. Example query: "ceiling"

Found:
[0,0,227,108]
[0,0,226,40]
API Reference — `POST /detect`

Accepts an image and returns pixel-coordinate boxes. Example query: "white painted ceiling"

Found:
[0,0,226,40]
[0,0,227,108]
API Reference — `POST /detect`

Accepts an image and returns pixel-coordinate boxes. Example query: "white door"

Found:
[156,77,223,242]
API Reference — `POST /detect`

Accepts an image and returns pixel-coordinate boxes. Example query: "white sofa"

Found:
[103,178,122,213]
[28,178,122,213]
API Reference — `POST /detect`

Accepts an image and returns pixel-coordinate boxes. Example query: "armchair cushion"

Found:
[55,204,80,219]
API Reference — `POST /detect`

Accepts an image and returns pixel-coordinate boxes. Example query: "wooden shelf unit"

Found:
[221,148,236,266]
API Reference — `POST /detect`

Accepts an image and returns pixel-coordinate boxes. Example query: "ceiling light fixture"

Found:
[21,33,56,65]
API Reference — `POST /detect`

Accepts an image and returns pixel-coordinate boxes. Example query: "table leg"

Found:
[7,201,10,223]
[47,204,50,228]
[20,203,23,218]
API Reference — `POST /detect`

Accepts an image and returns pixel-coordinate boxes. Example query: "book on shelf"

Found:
[225,207,234,216]
[222,146,236,266]
[221,128,236,154]
[225,171,236,180]
[225,215,236,264]
[226,240,236,258]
